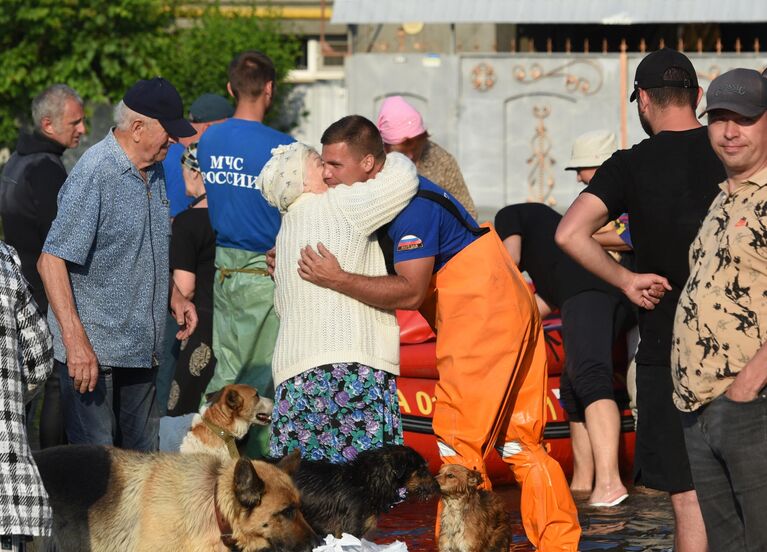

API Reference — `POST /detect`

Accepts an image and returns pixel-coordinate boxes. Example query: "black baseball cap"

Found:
[700,68,767,118]
[630,48,698,102]
[123,77,195,138]
[189,93,234,123]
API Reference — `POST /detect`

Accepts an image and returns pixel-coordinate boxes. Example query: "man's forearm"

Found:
[37,252,87,343]
[563,232,631,289]
[38,252,99,392]
[555,198,632,292]
[558,194,670,309]
[169,280,186,305]
[331,272,424,311]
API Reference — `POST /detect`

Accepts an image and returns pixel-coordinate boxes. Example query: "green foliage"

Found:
[0,1,302,147]
[158,4,302,131]
[0,0,174,147]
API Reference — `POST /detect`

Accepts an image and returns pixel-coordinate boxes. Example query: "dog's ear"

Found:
[468,469,484,489]
[277,449,302,476]
[226,389,244,413]
[234,458,265,509]
[205,389,222,405]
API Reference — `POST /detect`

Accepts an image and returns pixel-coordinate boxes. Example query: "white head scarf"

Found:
[258,142,315,213]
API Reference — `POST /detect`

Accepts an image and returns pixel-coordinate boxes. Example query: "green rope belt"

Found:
[216,266,270,284]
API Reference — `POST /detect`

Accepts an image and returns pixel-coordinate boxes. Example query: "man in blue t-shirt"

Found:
[297,121,580,551]
[196,51,294,457]
[384,177,477,272]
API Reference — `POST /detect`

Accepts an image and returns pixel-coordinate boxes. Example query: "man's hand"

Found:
[266,247,276,278]
[621,272,671,310]
[298,243,344,290]
[725,361,766,403]
[63,330,99,394]
[725,378,760,402]
[170,283,198,340]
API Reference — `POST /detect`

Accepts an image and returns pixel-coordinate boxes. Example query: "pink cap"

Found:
[377,96,427,145]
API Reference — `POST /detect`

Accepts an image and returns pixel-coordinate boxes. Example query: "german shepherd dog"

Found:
[180,383,274,461]
[34,445,319,552]
[280,444,438,538]
[436,464,512,552]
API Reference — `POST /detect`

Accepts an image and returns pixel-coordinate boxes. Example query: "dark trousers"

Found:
[681,393,767,551]
[57,360,159,451]
[559,290,634,421]
[25,370,66,450]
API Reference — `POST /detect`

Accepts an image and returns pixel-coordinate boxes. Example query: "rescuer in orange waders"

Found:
[296,115,580,552]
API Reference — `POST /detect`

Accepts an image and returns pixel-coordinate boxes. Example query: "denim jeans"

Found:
[681,392,767,552]
[57,360,159,451]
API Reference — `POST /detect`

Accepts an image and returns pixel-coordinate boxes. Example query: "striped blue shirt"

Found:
[43,130,170,368]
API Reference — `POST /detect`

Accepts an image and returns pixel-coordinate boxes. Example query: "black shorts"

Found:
[634,363,694,493]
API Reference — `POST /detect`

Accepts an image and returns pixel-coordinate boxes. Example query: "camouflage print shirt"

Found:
[417,141,478,219]
[672,168,767,411]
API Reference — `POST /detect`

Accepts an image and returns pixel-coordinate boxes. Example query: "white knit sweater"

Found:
[271,152,418,387]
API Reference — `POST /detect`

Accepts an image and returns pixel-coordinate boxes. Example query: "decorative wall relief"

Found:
[697,65,722,84]
[695,66,722,114]
[512,59,604,96]
[471,62,496,91]
[526,105,556,206]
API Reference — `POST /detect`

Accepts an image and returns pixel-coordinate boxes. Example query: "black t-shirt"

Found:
[495,202,613,309]
[170,207,216,312]
[584,126,726,365]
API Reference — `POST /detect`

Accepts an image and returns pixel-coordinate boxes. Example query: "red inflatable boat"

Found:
[396,310,636,485]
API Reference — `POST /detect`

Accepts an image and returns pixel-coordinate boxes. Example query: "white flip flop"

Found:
[589,493,629,508]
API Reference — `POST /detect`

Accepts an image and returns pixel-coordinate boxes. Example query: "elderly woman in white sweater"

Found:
[259,141,418,463]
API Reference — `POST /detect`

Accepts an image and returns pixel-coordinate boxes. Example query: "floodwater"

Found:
[372,485,674,551]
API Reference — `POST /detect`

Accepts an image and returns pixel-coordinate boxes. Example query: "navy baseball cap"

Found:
[189,93,234,123]
[123,77,195,138]
[630,48,698,102]
[700,68,767,118]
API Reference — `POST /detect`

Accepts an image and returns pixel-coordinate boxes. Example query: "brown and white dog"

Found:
[436,464,513,552]
[33,445,320,552]
[180,383,273,461]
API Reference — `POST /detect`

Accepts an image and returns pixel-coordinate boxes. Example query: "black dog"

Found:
[280,444,438,538]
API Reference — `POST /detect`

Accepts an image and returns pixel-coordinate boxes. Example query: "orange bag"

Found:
[421,225,580,551]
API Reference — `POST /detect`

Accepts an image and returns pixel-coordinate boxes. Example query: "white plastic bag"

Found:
[312,533,408,552]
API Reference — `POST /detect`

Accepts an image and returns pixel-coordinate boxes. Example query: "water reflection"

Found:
[373,485,674,551]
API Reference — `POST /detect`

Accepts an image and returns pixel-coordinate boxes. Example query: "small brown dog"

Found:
[180,383,273,461]
[436,464,512,552]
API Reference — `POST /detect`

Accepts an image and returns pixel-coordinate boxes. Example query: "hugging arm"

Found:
[298,243,434,310]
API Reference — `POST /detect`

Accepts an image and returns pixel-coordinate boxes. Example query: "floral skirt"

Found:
[269,362,403,463]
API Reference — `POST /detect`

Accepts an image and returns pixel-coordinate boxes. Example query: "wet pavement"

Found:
[371,485,674,551]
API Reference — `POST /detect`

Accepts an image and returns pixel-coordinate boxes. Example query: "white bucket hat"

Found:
[565,130,617,170]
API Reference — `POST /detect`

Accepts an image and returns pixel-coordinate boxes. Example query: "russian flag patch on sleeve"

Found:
[397,234,423,251]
